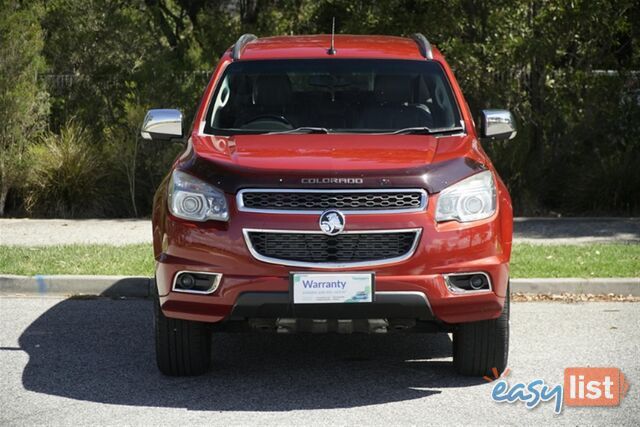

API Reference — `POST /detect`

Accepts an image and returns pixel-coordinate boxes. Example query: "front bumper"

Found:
[154,192,512,325]
[158,269,507,325]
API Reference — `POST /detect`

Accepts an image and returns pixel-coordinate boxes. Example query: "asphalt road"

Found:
[0,297,638,425]
[1,217,639,246]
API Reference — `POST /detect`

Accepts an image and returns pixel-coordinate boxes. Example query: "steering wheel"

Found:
[242,114,292,130]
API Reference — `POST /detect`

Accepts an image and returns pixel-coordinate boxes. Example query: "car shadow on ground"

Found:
[19,298,485,411]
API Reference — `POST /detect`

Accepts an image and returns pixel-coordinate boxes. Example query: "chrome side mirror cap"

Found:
[480,109,517,140]
[141,109,183,140]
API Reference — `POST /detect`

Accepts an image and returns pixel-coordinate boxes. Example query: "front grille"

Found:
[239,190,426,212]
[245,230,420,266]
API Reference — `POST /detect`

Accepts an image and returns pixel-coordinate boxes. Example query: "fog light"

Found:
[444,272,491,293]
[180,273,196,289]
[173,271,222,294]
[469,274,485,290]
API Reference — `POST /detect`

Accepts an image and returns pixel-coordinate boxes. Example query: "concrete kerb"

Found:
[0,275,151,297]
[0,275,638,297]
[511,278,640,296]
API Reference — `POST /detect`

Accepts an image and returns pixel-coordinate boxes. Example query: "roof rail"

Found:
[232,33,257,60]
[410,33,433,60]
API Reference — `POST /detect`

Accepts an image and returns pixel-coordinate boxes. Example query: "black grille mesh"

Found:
[247,231,418,263]
[242,191,423,211]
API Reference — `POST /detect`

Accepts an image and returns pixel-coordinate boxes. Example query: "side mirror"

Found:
[479,109,517,140]
[141,109,183,140]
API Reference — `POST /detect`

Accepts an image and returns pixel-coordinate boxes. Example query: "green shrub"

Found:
[24,121,106,218]
[102,99,183,218]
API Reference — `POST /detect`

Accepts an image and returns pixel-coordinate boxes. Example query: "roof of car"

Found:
[231,35,443,61]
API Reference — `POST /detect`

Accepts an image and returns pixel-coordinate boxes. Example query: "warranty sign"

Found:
[291,273,374,304]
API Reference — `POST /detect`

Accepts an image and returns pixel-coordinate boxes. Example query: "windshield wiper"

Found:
[390,126,465,135]
[268,127,329,134]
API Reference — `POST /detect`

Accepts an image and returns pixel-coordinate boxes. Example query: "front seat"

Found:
[234,75,295,128]
[356,75,432,130]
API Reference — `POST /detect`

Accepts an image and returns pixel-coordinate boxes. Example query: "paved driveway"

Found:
[1,217,638,246]
[0,297,637,425]
[513,217,640,245]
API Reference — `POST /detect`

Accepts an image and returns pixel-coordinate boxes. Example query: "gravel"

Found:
[512,292,640,302]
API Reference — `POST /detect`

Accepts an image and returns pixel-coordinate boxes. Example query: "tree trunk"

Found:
[128,138,139,217]
[0,184,8,217]
[0,157,7,217]
[527,0,546,209]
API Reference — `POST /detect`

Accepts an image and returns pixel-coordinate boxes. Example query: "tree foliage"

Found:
[1,0,638,217]
[0,0,49,215]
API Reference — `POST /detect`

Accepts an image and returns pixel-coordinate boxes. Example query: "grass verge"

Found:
[511,244,639,278]
[0,243,638,278]
[0,244,154,276]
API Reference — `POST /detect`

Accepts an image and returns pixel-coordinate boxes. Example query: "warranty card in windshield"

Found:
[291,273,374,304]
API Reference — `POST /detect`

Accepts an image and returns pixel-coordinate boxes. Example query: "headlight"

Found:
[168,170,229,222]
[435,170,496,222]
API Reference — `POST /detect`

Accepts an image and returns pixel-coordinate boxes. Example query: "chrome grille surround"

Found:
[243,228,422,268]
[237,189,427,214]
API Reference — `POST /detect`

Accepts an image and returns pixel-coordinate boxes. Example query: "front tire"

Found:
[453,285,510,376]
[154,298,212,376]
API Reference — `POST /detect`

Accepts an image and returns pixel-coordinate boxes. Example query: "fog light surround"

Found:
[444,272,492,293]
[172,271,222,294]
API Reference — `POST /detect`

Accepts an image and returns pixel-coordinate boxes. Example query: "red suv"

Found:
[141,34,516,377]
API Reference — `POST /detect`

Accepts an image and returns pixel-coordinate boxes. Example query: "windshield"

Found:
[204,59,462,135]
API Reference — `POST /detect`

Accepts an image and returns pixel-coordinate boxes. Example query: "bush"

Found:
[102,99,184,218]
[24,121,106,218]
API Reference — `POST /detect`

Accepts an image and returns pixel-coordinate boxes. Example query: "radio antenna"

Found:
[327,17,336,55]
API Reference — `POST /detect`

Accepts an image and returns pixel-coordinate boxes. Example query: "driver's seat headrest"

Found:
[253,75,292,106]
[374,75,412,104]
